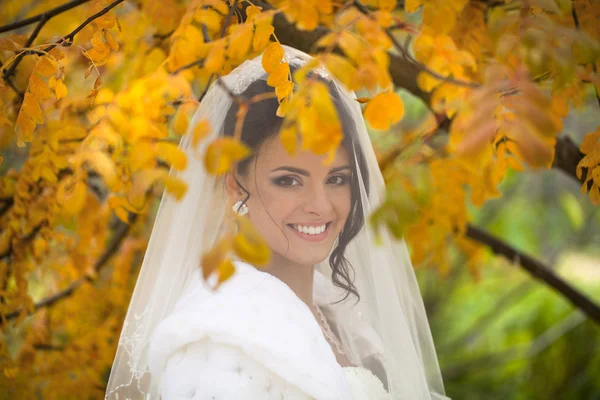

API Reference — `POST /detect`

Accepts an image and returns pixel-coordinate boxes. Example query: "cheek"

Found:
[335,188,352,223]
[246,183,293,229]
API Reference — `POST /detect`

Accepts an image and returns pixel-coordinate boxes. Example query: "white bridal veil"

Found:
[105,46,448,399]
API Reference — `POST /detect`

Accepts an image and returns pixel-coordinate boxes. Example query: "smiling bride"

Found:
[105,45,449,400]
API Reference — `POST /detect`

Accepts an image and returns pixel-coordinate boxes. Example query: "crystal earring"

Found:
[232,200,248,216]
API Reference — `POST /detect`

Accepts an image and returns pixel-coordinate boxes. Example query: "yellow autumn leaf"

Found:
[228,23,253,61]
[49,76,68,100]
[192,119,211,147]
[363,91,405,130]
[57,179,87,215]
[378,0,397,12]
[29,74,52,100]
[172,109,189,135]
[201,235,233,280]
[205,41,225,73]
[104,29,119,51]
[320,53,359,90]
[580,128,600,154]
[194,7,223,32]
[338,31,363,62]
[266,62,290,87]
[156,141,187,170]
[164,176,188,200]
[233,216,271,266]
[279,125,298,155]
[34,56,57,76]
[77,151,118,189]
[262,42,284,74]
[91,30,109,52]
[21,92,44,124]
[204,137,251,175]
[246,5,263,22]
[275,80,294,101]
[217,258,236,285]
[15,112,36,146]
[253,22,274,51]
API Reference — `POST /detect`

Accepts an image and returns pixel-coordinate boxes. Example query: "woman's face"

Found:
[231,136,352,266]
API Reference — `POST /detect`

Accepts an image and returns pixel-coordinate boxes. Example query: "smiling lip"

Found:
[287,222,331,243]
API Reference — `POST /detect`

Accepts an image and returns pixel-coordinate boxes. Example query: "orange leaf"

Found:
[201,235,233,280]
[363,91,404,130]
[192,119,211,146]
[266,62,290,87]
[21,92,44,124]
[205,42,225,73]
[49,76,68,100]
[253,22,274,51]
[217,258,236,285]
[104,29,119,51]
[29,74,52,100]
[204,137,251,175]
[233,216,271,266]
[156,142,187,170]
[262,42,284,74]
[164,176,188,200]
[34,56,57,76]
[15,113,36,145]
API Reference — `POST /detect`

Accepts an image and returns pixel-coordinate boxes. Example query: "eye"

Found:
[272,176,300,187]
[327,175,350,185]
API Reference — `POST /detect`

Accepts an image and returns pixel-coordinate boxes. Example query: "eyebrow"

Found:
[270,165,352,176]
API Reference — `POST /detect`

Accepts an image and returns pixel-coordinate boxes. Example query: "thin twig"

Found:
[171,59,205,75]
[0,0,91,34]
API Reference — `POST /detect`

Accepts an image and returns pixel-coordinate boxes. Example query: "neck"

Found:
[262,252,315,308]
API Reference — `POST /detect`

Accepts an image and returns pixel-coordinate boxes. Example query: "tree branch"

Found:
[2,0,124,85]
[0,0,91,34]
[465,224,600,324]
[3,214,136,322]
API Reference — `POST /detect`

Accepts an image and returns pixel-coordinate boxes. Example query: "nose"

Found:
[303,183,334,217]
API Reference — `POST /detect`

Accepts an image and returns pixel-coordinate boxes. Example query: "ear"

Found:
[224,171,243,201]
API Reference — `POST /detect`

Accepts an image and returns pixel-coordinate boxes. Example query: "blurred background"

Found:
[389,86,600,400]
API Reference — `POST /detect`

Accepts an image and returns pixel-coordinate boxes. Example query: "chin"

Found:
[286,247,333,266]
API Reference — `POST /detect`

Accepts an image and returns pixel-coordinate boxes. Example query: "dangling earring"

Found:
[232,200,249,216]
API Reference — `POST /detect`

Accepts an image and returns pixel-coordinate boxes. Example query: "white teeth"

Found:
[293,224,327,235]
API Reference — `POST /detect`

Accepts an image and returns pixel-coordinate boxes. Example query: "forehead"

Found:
[255,136,350,171]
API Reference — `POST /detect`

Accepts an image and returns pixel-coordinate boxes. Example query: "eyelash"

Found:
[272,175,350,187]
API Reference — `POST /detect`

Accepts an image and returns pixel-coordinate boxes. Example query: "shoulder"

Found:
[149,260,352,400]
[161,337,312,400]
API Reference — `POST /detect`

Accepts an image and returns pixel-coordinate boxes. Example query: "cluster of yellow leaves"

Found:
[280,69,344,164]
[401,158,488,277]
[269,0,335,31]
[450,66,562,174]
[413,32,477,93]
[168,1,276,76]
[406,0,468,35]
[14,49,67,147]
[84,71,192,221]
[577,127,600,205]
[316,8,394,92]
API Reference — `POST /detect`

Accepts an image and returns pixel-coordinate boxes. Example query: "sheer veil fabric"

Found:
[105,46,449,400]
